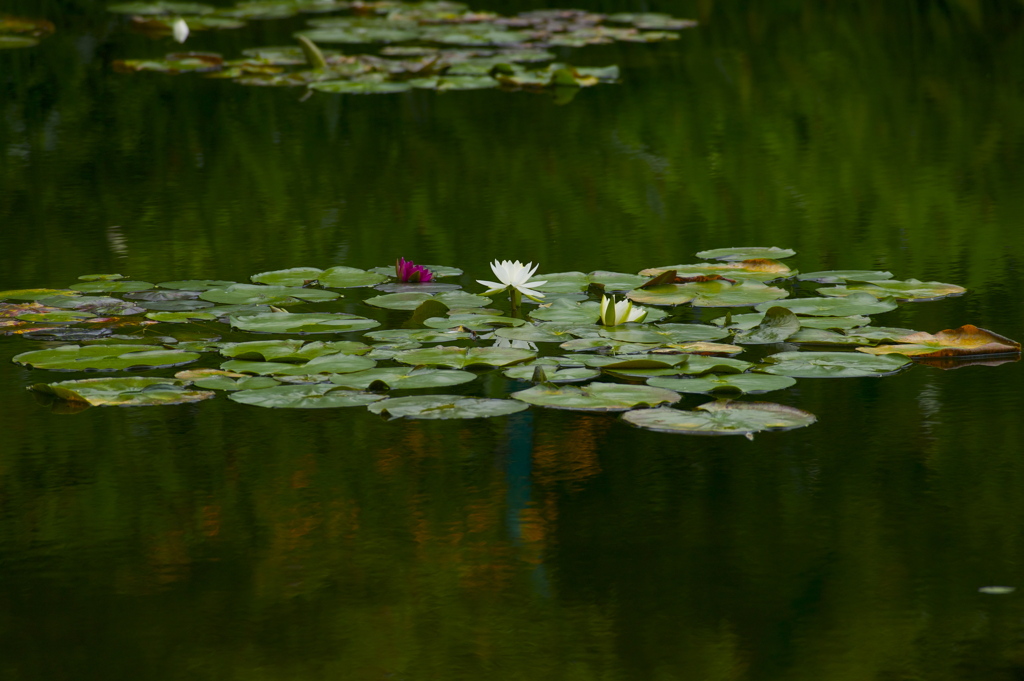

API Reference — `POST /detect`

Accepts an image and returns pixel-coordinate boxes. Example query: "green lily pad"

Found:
[364,328,473,343]
[300,27,421,44]
[200,283,340,305]
[393,345,535,368]
[320,266,389,288]
[712,312,870,331]
[532,272,590,294]
[600,323,729,344]
[494,323,599,343]
[606,12,698,30]
[511,382,680,411]
[639,261,794,283]
[29,377,216,407]
[13,344,200,371]
[229,384,385,409]
[756,291,898,316]
[107,1,217,14]
[502,366,600,383]
[422,314,524,330]
[797,270,895,284]
[587,270,649,292]
[325,367,477,390]
[756,351,912,378]
[0,35,39,49]
[529,299,602,323]
[249,267,325,286]
[158,279,238,290]
[601,355,752,378]
[140,300,213,312]
[623,401,815,436]
[733,307,801,344]
[70,280,154,293]
[220,339,369,361]
[560,339,659,354]
[695,247,796,261]
[229,312,379,334]
[365,290,490,310]
[192,375,281,391]
[648,373,796,395]
[309,79,413,94]
[368,395,528,420]
[628,281,789,308]
[113,53,225,74]
[817,279,967,302]
[77,273,125,281]
[406,76,499,90]
[221,353,375,376]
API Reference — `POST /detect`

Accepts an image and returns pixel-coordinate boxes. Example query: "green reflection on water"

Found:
[4,1,1024,679]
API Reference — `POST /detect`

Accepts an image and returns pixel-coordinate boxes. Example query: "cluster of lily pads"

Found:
[2,247,1019,436]
[0,15,54,49]
[108,1,695,95]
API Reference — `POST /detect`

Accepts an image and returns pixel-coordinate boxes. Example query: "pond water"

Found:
[4,1,1024,679]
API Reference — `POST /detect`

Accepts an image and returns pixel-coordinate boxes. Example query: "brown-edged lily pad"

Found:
[856,325,1021,359]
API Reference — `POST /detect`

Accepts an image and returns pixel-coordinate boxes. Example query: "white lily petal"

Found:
[172,18,189,43]
[516,286,545,299]
[477,279,507,290]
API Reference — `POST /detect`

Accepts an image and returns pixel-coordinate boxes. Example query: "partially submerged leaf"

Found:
[29,377,215,407]
[648,373,796,395]
[797,270,895,284]
[326,367,477,390]
[14,344,200,371]
[229,312,379,334]
[229,384,385,408]
[757,291,898,316]
[694,247,796,261]
[756,351,912,378]
[393,345,535,368]
[818,279,967,302]
[733,307,801,344]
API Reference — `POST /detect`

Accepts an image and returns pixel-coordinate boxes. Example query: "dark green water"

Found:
[4,1,1024,679]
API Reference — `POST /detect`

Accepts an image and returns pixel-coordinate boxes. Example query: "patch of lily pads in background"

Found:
[3,247,1020,438]
[107,1,698,98]
[0,15,54,49]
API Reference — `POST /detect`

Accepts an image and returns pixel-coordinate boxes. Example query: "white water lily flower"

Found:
[477,260,547,301]
[600,295,648,326]
[172,18,189,44]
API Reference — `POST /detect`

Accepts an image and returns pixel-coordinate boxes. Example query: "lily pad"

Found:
[200,283,340,305]
[856,325,1021,358]
[817,279,967,302]
[320,266,390,288]
[601,355,752,378]
[494,323,599,343]
[406,76,499,90]
[158,279,238,290]
[192,375,281,391]
[221,339,369,361]
[107,1,217,14]
[29,377,215,407]
[639,260,793,283]
[695,247,796,261]
[623,401,815,435]
[648,373,796,395]
[797,270,895,284]
[326,367,477,390]
[70,280,154,293]
[502,365,600,383]
[628,281,789,308]
[529,299,602,323]
[756,291,898,316]
[422,314,524,330]
[364,328,473,343]
[733,307,801,344]
[511,382,680,411]
[587,270,649,291]
[712,312,870,331]
[368,395,527,420]
[228,384,385,408]
[13,344,200,371]
[229,312,379,334]
[370,264,463,278]
[0,289,80,301]
[365,291,490,310]
[531,272,590,294]
[393,345,535,368]
[756,351,912,378]
[16,310,96,323]
[599,323,729,344]
[221,352,375,376]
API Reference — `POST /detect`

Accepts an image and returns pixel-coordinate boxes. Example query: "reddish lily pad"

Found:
[856,325,1021,358]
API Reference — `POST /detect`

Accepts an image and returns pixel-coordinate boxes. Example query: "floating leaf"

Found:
[365,290,490,310]
[600,355,752,378]
[856,325,1021,358]
[406,75,499,90]
[511,382,680,411]
[494,323,599,343]
[364,328,473,343]
[200,283,339,305]
[368,395,527,419]
[694,247,795,261]
[69,280,155,293]
[320,266,389,288]
[648,373,796,395]
[13,344,200,371]
[326,367,477,389]
[220,339,369,361]
[817,279,967,302]
[502,365,600,383]
[249,267,325,286]
[640,260,793,283]
[221,352,375,376]
[756,351,912,378]
[192,375,281,391]
[797,270,895,284]
[606,12,698,30]
[107,1,217,14]
[113,53,225,74]
[599,323,729,344]
[531,272,590,294]
[587,270,649,291]
[628,281,789,308]
[979,586,1016,595]
[529,299,602,323]
[158,279,237,290]
[623,401,815,435]
[229,384,385,408]
[0,289,80,301]
[756,291,898,316]
[29,377,215,407]
[16,310,96,323]
[712,312,871,331]
[370,264,463,278]
[733,307,801,344]
[393,345,535,368]
[229,312,379,334]
[422,314,524,331]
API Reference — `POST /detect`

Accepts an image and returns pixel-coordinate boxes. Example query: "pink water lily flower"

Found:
[395,258,434,283]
